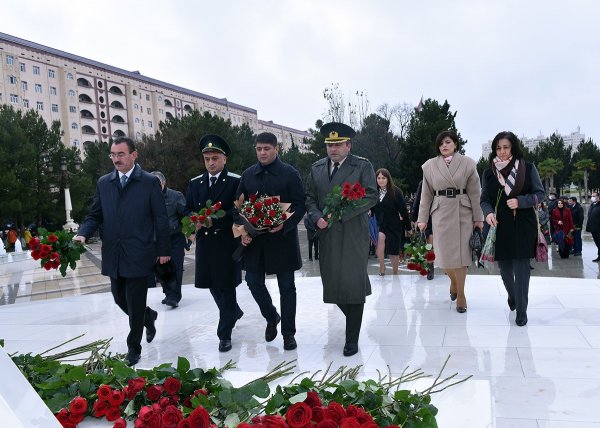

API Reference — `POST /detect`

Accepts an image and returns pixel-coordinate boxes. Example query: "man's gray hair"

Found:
[150,171,166,184]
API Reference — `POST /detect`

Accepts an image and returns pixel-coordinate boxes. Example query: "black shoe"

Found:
[161,298,167,304]
[233,309,244,328]
[507,298,516,311]
[529,264,534,270]
[283,335,297,350]
[165,299,178,308]
[427,270,434,280]
[516,312,528,326]
[594,257,600,262]
[308,258,313,261]
[125,351,141,366]
[456,306,467,313]
[343,343,358,356]
[265,314,281,342]
[450,293,457,301]
[218,339,232,352]
[315,255,319,260]
[185,239,192,251]
[146,309,158,343]
[573,252,582,256]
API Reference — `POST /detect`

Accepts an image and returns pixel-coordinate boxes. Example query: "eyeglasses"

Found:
[108,152,130,159]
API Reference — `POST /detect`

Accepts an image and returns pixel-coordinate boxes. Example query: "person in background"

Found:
[7,225,17,252]
[481,131,545,327]
[537,201,551,245]
[23,227,32,246]
[150,171,187,308]
[417,131,484,313]
[567,196,584,256]
[306,122,377,357]
[75,136,171,366]
[373,168,410,276]
[304,215,319,261]
[551,199,575,259]
[547,192,558,243]
[586,191,600,262]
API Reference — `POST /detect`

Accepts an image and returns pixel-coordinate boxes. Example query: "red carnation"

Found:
[69,396,88,415]
[304,391,322,408]
[47,234,59,242]
[108,390,125,407]
[285,402,312,428]
[425,251,436,262]
[163,377,182,395]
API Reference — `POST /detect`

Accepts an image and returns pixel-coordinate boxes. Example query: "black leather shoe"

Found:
[218,339,232,352]
[125,351,141,366]
[283,335,297,350]
[308,257,313,261]
[161,298,167,304]
[593,257,600,262]
[146,309,158,343]
[343,343,358,357]
[516,312,528,326]
[265,314,281,342]
[450,293,457,301]
[507,298,516,311]
[456,306,467,313]
[165,299,178,308]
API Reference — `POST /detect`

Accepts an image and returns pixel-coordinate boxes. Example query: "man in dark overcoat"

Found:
[305,122,377,357]
[586,191,600,262]
[236,132,306,351]
[75,137,171,366]
[185,135,243,352]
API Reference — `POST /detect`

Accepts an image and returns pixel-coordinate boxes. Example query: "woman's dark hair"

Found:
[435,130,460,152]
[375,168,397,200]
[488,131,524,163]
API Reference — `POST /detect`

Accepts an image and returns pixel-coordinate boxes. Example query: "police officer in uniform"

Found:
[185,135,243,352]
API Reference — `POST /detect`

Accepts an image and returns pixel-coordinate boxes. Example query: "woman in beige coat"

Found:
[417,131,484,313]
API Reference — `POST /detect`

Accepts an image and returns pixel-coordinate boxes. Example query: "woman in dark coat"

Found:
[373,168,410,275]
[551,199,575,258]
[481,131,545,327]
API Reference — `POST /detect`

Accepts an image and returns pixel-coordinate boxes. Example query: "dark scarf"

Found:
[494,156,525,198]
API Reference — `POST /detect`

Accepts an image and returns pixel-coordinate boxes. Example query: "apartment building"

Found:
[481,127,586,158]
[0,32,311,153]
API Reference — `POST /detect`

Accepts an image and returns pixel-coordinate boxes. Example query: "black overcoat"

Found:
[185,168,242,289]
[236,157,305,274]
[373,186,410,255]
[78,164,171,278]
[480,162,545,261]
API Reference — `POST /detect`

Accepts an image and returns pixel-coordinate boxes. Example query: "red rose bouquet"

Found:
[404,233,435,276]
[181,200,225,238]
[238,193,291,230]
[29,228,86,277]
[322,182,368,229]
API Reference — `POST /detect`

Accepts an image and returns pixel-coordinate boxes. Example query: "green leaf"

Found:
[64,365,86,382]
[219,389,233,407]
[265,392,285,414]
[45,392,70,413]
[289,392,307,404]
[177,356,190,375]
[224,412,240,428]
[248,379,270,398]
[340,379,359,393]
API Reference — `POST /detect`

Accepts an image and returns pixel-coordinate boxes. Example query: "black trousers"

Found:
[163,233,186,302]
[209,287,240,340]
[308,238,319,259]
[592,231,600,257]
[110,276,154,354]
[337,303,364,344]
[497,258,530,313]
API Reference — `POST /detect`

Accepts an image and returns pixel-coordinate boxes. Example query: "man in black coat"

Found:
[568,196,584,256]
[185,135,243,352]
[586,192,600,262]
[75,137,171,366]
[236,132,305,351]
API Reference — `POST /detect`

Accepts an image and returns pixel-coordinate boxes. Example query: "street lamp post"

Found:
[49,156,81,232]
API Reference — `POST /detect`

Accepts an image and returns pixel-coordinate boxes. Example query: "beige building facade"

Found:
[0,32,311,153]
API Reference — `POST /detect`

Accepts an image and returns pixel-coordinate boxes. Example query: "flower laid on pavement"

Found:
[28,228,86,277]
[181,200,225,238]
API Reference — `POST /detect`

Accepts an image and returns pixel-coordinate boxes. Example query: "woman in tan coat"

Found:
[417,131,484,313]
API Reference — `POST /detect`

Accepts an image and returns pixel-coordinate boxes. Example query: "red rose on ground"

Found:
[425,251,435,262]
[178,419,192,428]
[311,406,326,422]
[285,402,312,428]
[52,259,61,268]
[146,384,164,401]
[113,418,127,428]
[162,405,183,428]
[355,409,373,424]
[123,386,136,400]
[138,405,155,422]
[159,397,171,410]
[106,406,122,421]
[360,422,378,428]
[304,391,322,408]
[316,419,338,428]
[69,396,87,415]
[68,412,85,424]
[163,377,182,395]
[97,384,112,400]
[43,261,53,270]
[93,399,110,417]
[109,390,125,407]
[325,402,346,423]
[128,377,147,393]
[29,237,40,249]
[188,405,210,428]
[47,234,59,242]
[261,415,288,428]
[236,424,254,428]
[55,408,69,424]
[340,417,360,428]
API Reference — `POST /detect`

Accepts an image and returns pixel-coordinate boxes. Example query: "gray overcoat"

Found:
[306,154,377,304]
[417,153,484,268]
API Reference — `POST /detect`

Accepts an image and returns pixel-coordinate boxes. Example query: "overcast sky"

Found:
[3,0,599,159]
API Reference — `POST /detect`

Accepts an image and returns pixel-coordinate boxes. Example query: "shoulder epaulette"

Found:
[190,174,204,181]
[227,172,241,178]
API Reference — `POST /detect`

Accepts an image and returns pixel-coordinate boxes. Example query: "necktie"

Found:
[210,176,217,187]
[330,162,339,181]
[120,175,128,188]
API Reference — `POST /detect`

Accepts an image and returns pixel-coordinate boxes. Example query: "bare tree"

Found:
[323,83,370,128]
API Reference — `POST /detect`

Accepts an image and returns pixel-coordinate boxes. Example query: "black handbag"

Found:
[469,228,484,267]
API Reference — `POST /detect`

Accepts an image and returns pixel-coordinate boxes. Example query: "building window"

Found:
[50,86,57,95]
[36,101,43,110]
[135,118,140,124]
[159,108,163,114]
[147,107,151,114]
[10,94,18,103]
[33,66,40,75]
[158,96,162,101]
[19,63,25,72]
[176,99,181,107]
[68,89,75,97]
[134,103,138,109]
[51,104,59,112]
[71,123,78,130]
[6,55,14,65]
[72,140,79,148]
[48,69,55,78]
[67,72,73,80]
[35,84,42,94]
[135,132,142,140]
[9,75,17,84]
[145,94,150,101]
[132,90,137,96]
[69,106,77,113]
[148,121,153,128]
[23,99,29,108]
[21,81,28,91]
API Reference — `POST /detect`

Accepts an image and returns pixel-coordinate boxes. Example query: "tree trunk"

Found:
[583,170,589,204]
